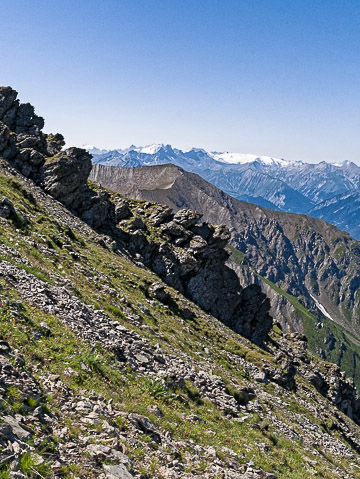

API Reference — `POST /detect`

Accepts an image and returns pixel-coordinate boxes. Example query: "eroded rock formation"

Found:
[0,86,273,344]
[0,87,113,229]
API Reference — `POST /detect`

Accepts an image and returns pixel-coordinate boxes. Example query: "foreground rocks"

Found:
[1,87,360,478]
[1,261,360,478]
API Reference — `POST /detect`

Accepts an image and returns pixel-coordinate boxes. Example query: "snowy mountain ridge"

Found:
[87,143,360,239]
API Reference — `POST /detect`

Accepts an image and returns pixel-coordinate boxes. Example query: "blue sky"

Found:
[1,0,360,163]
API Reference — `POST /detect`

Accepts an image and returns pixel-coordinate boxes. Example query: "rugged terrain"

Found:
[90,144,360,239]
[308,190,360,241]
[2,87,360,479]
[90,163,360,387]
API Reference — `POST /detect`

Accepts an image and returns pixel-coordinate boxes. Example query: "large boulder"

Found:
[41,147,92,210]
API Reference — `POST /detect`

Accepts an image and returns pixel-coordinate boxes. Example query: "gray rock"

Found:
[115,199,132,221]
[131,414,156,432]
[41,147,92,210]
[0,423,13,438]
[0,121,9,151]
[2,416,32,441]
[173,208,202,228]
[160,220,186,237]
[150,282,170,304]
[0,87,18,122]
[127,216,146,231]
[0,197,15,219]
[149,206,173,226]
[102,464,133,479]
[0,340,11,355]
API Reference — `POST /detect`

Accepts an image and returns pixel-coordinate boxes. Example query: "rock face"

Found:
[42,147,92,209]
[89,163,360,384]
[0,87,113,229]
[121,205,272,344]
[0,86,61,181]
[308,189,360,241]
[0,87,273,345]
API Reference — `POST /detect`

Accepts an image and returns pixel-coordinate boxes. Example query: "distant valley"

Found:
[88,144,360,239]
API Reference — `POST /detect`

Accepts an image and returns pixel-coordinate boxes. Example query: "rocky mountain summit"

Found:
[2,87,360,478]
[90,163,360,387]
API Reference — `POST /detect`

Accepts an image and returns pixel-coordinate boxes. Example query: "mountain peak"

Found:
[209,151,294,167]
[131,143,165,154]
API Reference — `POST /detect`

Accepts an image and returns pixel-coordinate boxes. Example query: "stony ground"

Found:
[0,160,360,478]
[1,87,360,478]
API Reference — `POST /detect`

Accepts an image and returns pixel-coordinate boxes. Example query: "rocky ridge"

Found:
[89,163,360,386]
[89,144,360,238]
[0,86,271,346]
[1,88,360,478]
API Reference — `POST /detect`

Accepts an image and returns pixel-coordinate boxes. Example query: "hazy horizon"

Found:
[2,1,360,165]
[82,142,359,167]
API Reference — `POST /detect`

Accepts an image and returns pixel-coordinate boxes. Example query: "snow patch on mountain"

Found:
[310,294,335,322]
[209,152,293,167]
[132,144,164,155]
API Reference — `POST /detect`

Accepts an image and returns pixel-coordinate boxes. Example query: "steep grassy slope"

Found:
[89,163,360,386]
[1,160,360,478]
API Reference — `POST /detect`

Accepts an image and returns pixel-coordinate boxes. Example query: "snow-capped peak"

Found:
[132,144,164,155]
[209,151,292,167]
[331,160,360,169]
[83,145,111,155]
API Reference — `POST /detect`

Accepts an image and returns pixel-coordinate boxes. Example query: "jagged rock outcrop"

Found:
[114,203,273,344]
[0,86,62,181]
[0,87,113,229]
[41,147,92,209]
[0,87,273,345]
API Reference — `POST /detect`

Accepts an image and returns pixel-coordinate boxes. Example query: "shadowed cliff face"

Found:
[0,86,273,346]
[0,87,116,229]
[89,163,360,352]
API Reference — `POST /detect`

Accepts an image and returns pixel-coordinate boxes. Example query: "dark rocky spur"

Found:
[0,86,272,345]
[0,87,114,230]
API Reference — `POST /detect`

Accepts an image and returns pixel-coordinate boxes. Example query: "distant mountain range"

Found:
[87,144,360,239]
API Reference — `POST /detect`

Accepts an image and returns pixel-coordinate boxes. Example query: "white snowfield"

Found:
[310,294,335,322]
[209,152,293,167]
[133,144,164,154]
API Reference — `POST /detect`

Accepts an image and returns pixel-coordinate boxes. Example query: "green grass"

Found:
[0,167,359,478]
[227,243,360,389]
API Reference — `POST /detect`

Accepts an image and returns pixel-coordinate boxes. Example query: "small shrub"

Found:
[20,452,51,478]
[105,304,126,320]
[142,378,170,399]
[184,380,203,404]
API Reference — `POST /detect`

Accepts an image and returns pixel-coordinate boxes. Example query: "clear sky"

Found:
[1,0,360,163]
